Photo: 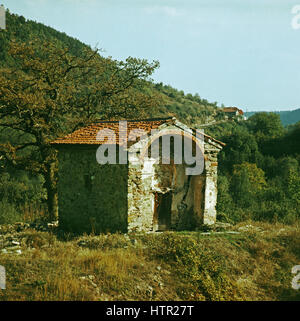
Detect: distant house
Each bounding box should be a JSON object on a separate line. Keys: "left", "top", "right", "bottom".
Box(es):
{"left": 51, "top": 117, "right": 225, "bottom": 234}
{"left": 223, "top": 107, "right": 246, "bottom": 120}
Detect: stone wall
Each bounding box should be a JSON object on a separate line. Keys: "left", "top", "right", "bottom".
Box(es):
{"left": 203, "top": 138, "right": 222, "bottom": 225}
{"left": 128, "top": 159, "right": 207, "bottom": 232}
{"left": 57, "top": 146, "right": 128, "bottom": 234}
{"left": 127, "top": 124, "right": 209, "bottom": 232}
{"left": 56, "top": 121, "right": 223, "bottom": 234}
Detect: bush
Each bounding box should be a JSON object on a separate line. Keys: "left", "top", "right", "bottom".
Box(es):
{"left": 142, "top": 233, "right": 242, "bottom": 300}
{"left": 0, "top": 199, "right": 22, "bottom": 224}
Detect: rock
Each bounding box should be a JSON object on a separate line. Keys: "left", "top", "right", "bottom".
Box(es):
{"left": 1, "top": 247, "right": 22, "bottom": 254}
{"left": 214, "top": 222, "right": 232, "bottom": 230}
{"left": 237, "top": 225, "right": 262, "bottom": 232}
{"left": 5, "top": 246, "right": 20, "bottom": 251}
{"left": 123, "top": 234, "right": 130, "bottom": 241}
{"left": 47, "top": 221, "right": 59, "bottom": 229}
{"left": 90, "top": 281, "right": 98, "bottom": 288}
{"left": 147, "top": 286, "right": 153, "bottom": 297}
{"left": 77, "top": 240, "right": 87, "bottom": 247}
{"left": 131, "top": 239, "right": 138, "bottom": 246}
{"left": 79, "top": 275, "right": 98, "bottom": 288}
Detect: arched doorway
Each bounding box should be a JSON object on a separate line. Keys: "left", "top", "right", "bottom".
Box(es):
{"left": 142, "top": 131, "right": 205, "bottom": 231}
{"left": 153, "top": 191, "right": 172, "bottom": 231}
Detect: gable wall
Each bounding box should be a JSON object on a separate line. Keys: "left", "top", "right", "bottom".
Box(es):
{"left": 127, "top": 124, "right": 210, "bottom": 232}
{"left": 57, "top": 146, "right": 128, "bottom": 234}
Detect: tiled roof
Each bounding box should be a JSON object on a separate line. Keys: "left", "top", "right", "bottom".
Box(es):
{"left": 223, "top": 107, "right": 244, "bottom": 115}
{"left": 51, "top": 117, "right": 225, "bottom": 147}
{"left": 51, "top": 117, "right": 174, "bottom": 146}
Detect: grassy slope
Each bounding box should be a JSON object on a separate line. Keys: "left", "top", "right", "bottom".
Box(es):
{"left": 0, "top": 221, "right": 299, "bottom": 301}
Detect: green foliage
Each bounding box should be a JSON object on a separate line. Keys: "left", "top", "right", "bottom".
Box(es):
{"left": 0, "top": 170, "right": 45, "bottom": 224}
{"left": 0, "top": 172, "right": 45, "bottom": 206}
{"left": 216, "top": 175, "right": 233, "bottom": 221}
{"left": 0, "top": 9, "right": 222, "bottom": 224}
{"left": 0, "top": 10, "right": 220, "bottom": 129}
{"left": 149, "top": 82, "right": 220, "bottom": 126}
{"left": 0, "top": 200, "right": 21, "bottom": 224}
{"left": 143, "top": 233, "right": 241, "bottom": 300}
{"left": 247, "top": 112, "right": 285, "bottom": 142}
{"left": 216, "top": 113, "right": 300, "bottom": 224}
{"left": 1, "top": 9, "right": 299, "bottom": 228}
{"left": 233, "top": 163, "right": 266, "bottom": 191}
{"left": 246, "top": 108, "right": 300, "bottom": 126}
{"left": 0, "top": 11, "right": 160, "bottom": 221}
{"left": 0, "top": 10, "right": 91, "bottom": 65}
{"left": 219, "top": 127, "right": 262, "bottom": 173}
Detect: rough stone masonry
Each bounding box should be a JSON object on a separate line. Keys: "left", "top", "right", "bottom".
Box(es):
{"left": 51, "top": 117, "right": 225, "bottom": 234}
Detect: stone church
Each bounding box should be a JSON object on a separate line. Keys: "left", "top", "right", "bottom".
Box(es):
{"left": 51, "top": 117, "right": 224, "bottom": 234}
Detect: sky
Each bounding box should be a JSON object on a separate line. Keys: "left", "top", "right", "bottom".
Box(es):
{"left": 2, "top": 0, "right": 300, "bottom": 111}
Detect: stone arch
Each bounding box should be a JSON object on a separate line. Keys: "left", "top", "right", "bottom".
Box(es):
{"left": 144, "top": 130, "right": 205, "bottom": 231}
{"left": 138, "top": 128, "right": 205, "bottom": 165}
{"left": 127, "top": 126, "right": 211, "bottom": 232}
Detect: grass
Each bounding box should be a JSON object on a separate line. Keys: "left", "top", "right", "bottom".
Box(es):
{"left": 0, "top": 221, "right": 299, "bottom": 301}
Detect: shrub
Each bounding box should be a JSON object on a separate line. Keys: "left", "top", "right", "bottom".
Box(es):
{"left": 0, "top": 199, "right": 22, "bottom": 224}
{"left": 142, "top": 233, "right": 242, "bottom": 300}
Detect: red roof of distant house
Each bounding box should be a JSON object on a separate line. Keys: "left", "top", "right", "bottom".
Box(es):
{"left": 223, "top": 107, "right": 244, "bottom": 115}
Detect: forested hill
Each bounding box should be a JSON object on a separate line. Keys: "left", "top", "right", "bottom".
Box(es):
{"left": 0, "top": 9, "right": 91, "bottom": 63}
{"left": 245, "top": 108, "right": 300, "bottom": 126}
{"left": 0, "top": 9, "right": 222, "bottom": 126}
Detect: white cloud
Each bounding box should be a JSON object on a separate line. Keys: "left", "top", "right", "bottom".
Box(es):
{"left": 144, "top": 5, "right": 184, "bottom": 17}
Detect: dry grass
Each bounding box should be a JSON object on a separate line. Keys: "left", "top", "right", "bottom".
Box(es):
{"left": 0, "top": 221, "right": 299, "bottom": 301}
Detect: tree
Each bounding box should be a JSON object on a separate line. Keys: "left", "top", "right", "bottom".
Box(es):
{"left": 247, "top": 112, "right": 285, "bottom": 142}
{"left": 230, "top": 162, "right": 266, "bottom": 207}
{"left": 0, "top": 39, "right": 160, "bottom": 220}
{"left": 218, "top": 127, "right": 262, "bottom": 173}
{"left": 216, "top": 175, "right": 234, "bottom": 221}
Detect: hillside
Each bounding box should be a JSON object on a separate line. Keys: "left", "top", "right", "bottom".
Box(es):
{"left": 245, "top": 108, "right": 300, "bottom": 126}
{"left": 0, "top": 8, "right": 300, "bottom": 303}
{"left": 0, "top": 9, "right": 221, "bottom": 126}
{"left": 0, "top": 221, "right": 299, "bottom": 301}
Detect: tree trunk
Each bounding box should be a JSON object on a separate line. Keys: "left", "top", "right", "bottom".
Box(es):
{"left": 44, "top": 162, "right": 58, "bottom": 221}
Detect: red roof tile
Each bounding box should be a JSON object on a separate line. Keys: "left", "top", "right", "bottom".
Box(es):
{"left": 51, "top": 117, "right": 225, "bottom": 147}
{"left": 51, "top": 118, "right": 173, "bottom": 146}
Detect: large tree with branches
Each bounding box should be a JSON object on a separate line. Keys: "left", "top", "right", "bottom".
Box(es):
{"left": 0, "top": 39, "right": 160, "bottom": 220}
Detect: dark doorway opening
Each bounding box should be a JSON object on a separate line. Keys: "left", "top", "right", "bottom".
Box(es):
{"left": 154, "top": 192, "right": 172, "bottom": 231}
